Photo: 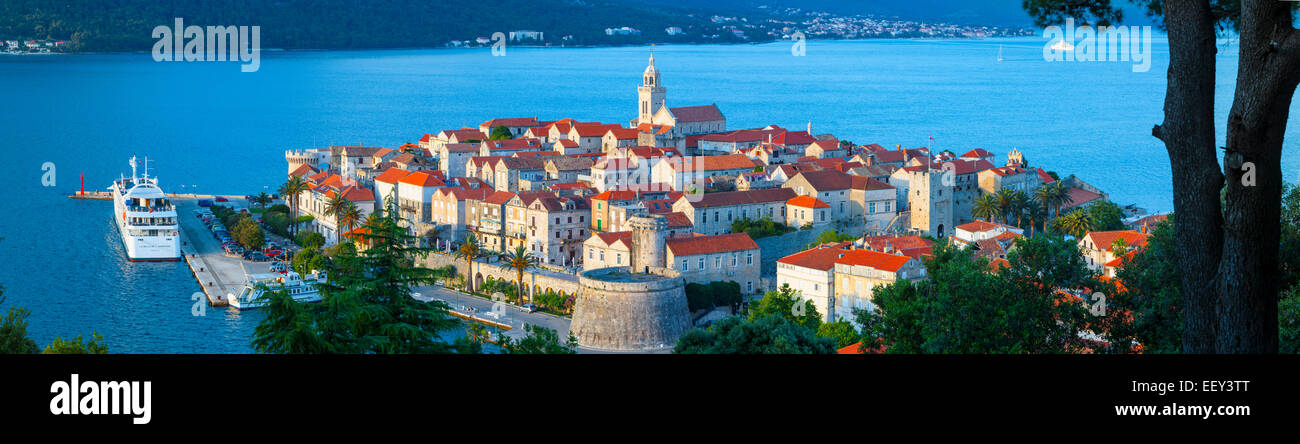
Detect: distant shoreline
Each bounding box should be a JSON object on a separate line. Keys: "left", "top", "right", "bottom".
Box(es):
{"left": 2, "top": 35, "right": 1043, "bottom": 57}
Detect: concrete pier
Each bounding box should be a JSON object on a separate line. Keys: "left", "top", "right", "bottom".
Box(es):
{"left": 175, "top": 200, "right": 272, "bottom": 306}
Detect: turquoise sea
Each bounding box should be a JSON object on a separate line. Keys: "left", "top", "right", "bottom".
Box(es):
{"left": 1, "top": 37, "right": 1295, "bottom": 352}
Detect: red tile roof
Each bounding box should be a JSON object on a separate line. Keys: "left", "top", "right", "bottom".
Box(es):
{"left": 835, "top": 249, "right": 912, "bottom": 273}
{"left": 955, "top": 220, "right": 1019, "bottom": 233}
{"left": 668, "top": 104, "right": 725, "bottom": 122}
{"left": 606, "top": 128, "right": 641, "bottom": 139}
{"left": 777, "top": 246, "right": 848, "bottom": 271}
{"left": 480, "top": 117, "right": 539, "bottom": 128}
{"left": 289, "top": 164, "right": 319, "bottom": 178}
{"left": 1084, "top": 230, "right": 1151, "bottom": 252}
{"left": 398, "top": 171, "right": 446, "bottom": 187}
{"left": 374, "top": 168, "right": 412, "bottom": 184}
{"left": 786, "top": 195, "right": 830, "bottom": 209}
{"left": 684, "top": 188, "right": 797, "bottom": 209}
{"left": 666, "top": 233, "right": 758, "bottom": 256}
{"left": 962, "top": 148, "right": 994, "bottom": 158}
{"left": 663, "top": 154, "right": 759, "bottom": 172}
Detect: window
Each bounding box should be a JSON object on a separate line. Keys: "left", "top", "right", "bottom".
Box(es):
{"left": 746, "top": 252, "right": 753, "bottom": 265}
{"left": 869, "top": 202, "right": 876, "bottom": 213}
{"left": 617, "top": 253, "right": 622, "bottom": 264}
{"left": 599, "top": 251, "right": 604, "bottom": 261}
{"left": 699, "top": 257, "right": 705, "bottom": 269}
{"left": 731, "top": 254, "right": 737, "bottom": 267}
{"left": 589, "top": 249, "right": 594, "bottom": 259}
{"left": 681, "top": 260, "right": 689, "bottom": 271}
{"left": 715, "top": 256, "right": 721, "bottom": 268}
{"left": 746, "top": 281, "right": 753, "bottom": 292}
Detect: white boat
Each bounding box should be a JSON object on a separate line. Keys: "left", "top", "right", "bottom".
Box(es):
{"left": 110, "top": 156, "right": 180, "bottom": 261}
{"left": 230, "top": 271, "right": 326, "bottom": 309}
{"left": 997, "top": 44, "right": 1004, "bottom": 62}
{"left": 1050, "top": 39, "right": 1075, "bottom": 51}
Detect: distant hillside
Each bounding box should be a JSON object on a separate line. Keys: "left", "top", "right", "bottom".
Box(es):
{"left": 0, "top": 0, "right": 760, "bottom": 52}
{"left": 672, "top": 0, "right": 1158, "bottom": 27}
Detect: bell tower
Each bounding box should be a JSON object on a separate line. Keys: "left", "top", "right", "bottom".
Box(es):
{"left": 637, "top": 50, "right": 666, "bottom": 125}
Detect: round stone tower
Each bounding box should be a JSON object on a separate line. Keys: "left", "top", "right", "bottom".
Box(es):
{"left": 627, "top": 214, "right": 669, "bottom": 274}
{"left": 570, "top": 267, "right": 691, "bottom": 351}
{"left": 570, "top": 213, "right": 691, "bottom": 352}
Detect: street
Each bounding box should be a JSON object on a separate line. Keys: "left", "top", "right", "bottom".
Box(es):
{"left": 411, "top": 284, "right": 572, "bottom": 342}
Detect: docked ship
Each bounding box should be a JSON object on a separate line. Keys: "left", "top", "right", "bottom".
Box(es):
{"left": 230, "top": 271, "right": 325, "bottom": 310}
{"left": 110, "top": 156, "right": 181, "bottom": 261}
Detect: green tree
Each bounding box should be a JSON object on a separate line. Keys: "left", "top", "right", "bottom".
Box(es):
{"left": 42, "top": 331, "right": 110, "bottom": 354}
{"left": 1085, "top": 200, "right": 1126, "bottom": 232}
{"left": 973, "top": 193, "right": 1000, "bottom": 222}
{"left": 457, "top": 234, "right": 484, "bottom": 294}
{"left": 1051, "top": 210, "right": 1093, "bottom": 239}
{"left": 497, "top": 324, "right": 578, "bottom": 354}
{"left": 1023, "top": 0, "right": 1300, "bottom": 353}
{"left": 234, "top": 216, "right": 264, "bottom": 250}
{"left": 489, "top": 125, "right": 512, "bottom": 140}
{"left": 279, "top": 175, "right": 310, "bottom": 237}
{"left": 864, "top": 240, "right": 1092, "bottom": 353}
{"left": 296, "top": 230, "right": 326, "bottom": 249}
{"left": 748, "top": 284, "right": 821, "bottom": 331}
{"left": 815, "top": 320, "right": 859, "bottom": 348}
{"left": 807, "top": 229, "right": 856, "bottom": 249}
{"left": 252, "top": 194, "right": 465, "bottom": 354}
{"left": 1281, "top": 285, "right": 1300, "bottom": 354}
{"left": 0, "top": 293, "right": 39, "bottom": 354}
{"left": 674, "top": 314, "right": 837, "bottom": 354}
{"left": 502, "top": 245, "right": 539, "bottom": 305}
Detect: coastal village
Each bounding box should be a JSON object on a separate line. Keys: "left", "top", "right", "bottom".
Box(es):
{"left": 274, "top": 53, "right": 1163, "bottom": 351}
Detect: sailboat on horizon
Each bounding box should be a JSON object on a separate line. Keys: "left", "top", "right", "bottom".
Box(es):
{"left": 997, "top": 44, "right": 1004, "bottom": 62}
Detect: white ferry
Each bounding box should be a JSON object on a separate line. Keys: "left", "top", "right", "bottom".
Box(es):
{"left": 230, "top": 271, "right": 326, "bottom": 310}
{"left": 110, "top": 156, "right": 181, "bottom": 261}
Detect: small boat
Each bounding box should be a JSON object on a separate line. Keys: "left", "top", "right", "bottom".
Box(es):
{"left": 230, "top": 271, "right": 326, "bottom": 309}
{"left": 1050, "top": 39, "right": 1075, "bottom": 51}
{"left": 997, "top": 45, "right": 1004, "bottom": 62}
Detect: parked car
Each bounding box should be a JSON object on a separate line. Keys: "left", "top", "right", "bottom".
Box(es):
{"left": 214, "top": 197, "right": 228, "bottom": 202}
{"left": 249, "top": 253, "right": 269, "bottom": 262}
{"left": 197, "top": 199, "right": 213, "bottom": 207}
{"left": 520, "top": 304, "right": 538, "bottom": 313}
{"left": 269, "top": 262, "right": 287, "bottom": 272}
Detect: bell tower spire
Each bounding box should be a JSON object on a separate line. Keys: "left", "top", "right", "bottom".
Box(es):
{"left": 637, "top": 45, "right": 666, "bottom": 126}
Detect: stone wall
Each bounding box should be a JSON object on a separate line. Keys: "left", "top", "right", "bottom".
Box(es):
{"left": 569, "top": 267, "right": 692, "bottom": 351}
{"left": 420, "top": 252, "right": 581, "bottom": 297}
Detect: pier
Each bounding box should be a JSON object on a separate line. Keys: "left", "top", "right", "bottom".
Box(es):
{"left": 174, "top": 200, "right": 273, "bottom": 307}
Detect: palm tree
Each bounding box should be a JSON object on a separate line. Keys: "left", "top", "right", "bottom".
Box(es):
{"left": 502, "top": 245, "right": 539, "bottom": 305}
{"left": 973, "top": 193, "right": 999, "bottom": 222}
{"left": 279, "top": 175, "right": 310, "bottom": 237}
{"left": 339, "top": 202, "right": 362, "bottom": 236}
{"left": 1025, "top": 198, "right": 1049, "bottom": 237}
{"left": 1052, "top": 210, "right": 1093, "bottom": 239}
{"left": 324, "top": 190, "right": 350, "bottom": 241}
{"left": 1037, "top": 181, "right": 1074, "bottom": 219}
{"left": 456, "top": 234, "right": 483, "bottom": 294}
{"left": 1010, "top": 190, "right": 1030, "bottom": 228}
{"left": 251, "top": 192, "right": 273, "bottom": 212}
{"left": 993, "top": 188, "right": 1016, "bottom": 225}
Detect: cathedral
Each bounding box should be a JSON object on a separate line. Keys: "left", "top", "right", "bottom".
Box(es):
{"left": 629, "top": 52, "right": 727, "bottom": 153}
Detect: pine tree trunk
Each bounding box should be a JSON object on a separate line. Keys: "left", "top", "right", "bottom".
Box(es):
{"left": 1153, "top": 0, "right": 1222, "bottom": 353}
{"left": 1216, "top": 0, "right": 1299, "bottom": 353}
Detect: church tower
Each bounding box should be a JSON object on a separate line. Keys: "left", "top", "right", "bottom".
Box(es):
{"left": 637, "top": 52, "right": 666, "bottom": 125}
